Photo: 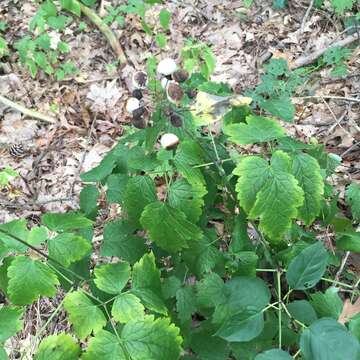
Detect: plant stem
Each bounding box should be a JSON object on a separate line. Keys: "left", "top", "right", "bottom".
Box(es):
{"left": 0, "top": 95, "right": 56, "bottom": 123}
{"left": 277, "top": 270, "right": 282, "bottom": 349}
{"left": 79, "top": 3, "right": 127, "bottom": 64}
{"left": 321, "top": 276, "right": 354, "bottom": 289}
{"left": 256, "top": 268, "right": 278, "bottom": 272}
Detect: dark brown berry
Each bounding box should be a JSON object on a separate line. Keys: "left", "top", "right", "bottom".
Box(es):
{"left": 132, "top": 89, "right": 143, "bottom": 100}
{"left": 132, "top": 106, "right": 145, "bottom": 118}
{"left": 132, "top": 71, "right": 148, "bottom": 88}
{"left": 187, "top": 89, "right": 197, "bottom": 99}
{"left": 173, "top": 69, "right": 189, "bottom": 83}
{"left": 132, "top": 116, "right": 147, "bottom": 129}
{"left": 170, "top": 113, "right": 183, "bottom": 127}
{"left": 167, "top": 82, "right": 184, "bottom": 103}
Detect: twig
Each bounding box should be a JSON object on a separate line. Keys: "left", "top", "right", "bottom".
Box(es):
{"left": 335, "top": 251, "right": 351, "bottom": 281}
{"left": 296, "top": 95, "right": 360, "bottom": 103}
{"left": 300, "top": 0, "right": 314, "bottom": 34}
{"left": 0, "top": 95, "right": 56, "bottom": 124}
{"left": 341, "top": 141, "right": 360, "bottom": 157}
{"left": 291, "top": 33, "right": 359, "bottom": 69}
{"left": 78, "top": 2, "right": 127, "bottom": 64}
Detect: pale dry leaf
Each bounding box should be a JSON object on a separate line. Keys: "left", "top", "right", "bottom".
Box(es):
{"left": 338, "top": 297, "right": 360, "bottom": 324}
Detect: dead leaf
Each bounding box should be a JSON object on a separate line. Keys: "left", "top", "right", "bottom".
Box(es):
{"left": 338, "top": 297, "right": 360, "bottom": 324}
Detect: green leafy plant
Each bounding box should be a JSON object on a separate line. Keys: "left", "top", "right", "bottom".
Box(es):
{"left": 0, "top": 167, "right": 19, "bottom": 187}
{"left": 0, "top": 22, "right": 8, "bottom": 58}
{"left": 1, "top": 51, "right": 359, "bottom": 360}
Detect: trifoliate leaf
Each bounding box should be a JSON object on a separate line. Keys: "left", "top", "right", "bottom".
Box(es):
{"left": 141, "top": 202, "right": 203, "bottom": 253}
{"left": 173, "top": 140, "right": 205, "bottom": 185}
{"left": 168, "top": 179, "right": 207, "bottom": 223}
{"left": 132, "top": 253, "right": 167, "bottom": 315}
{"left": 123, "top": 176, "right": 157, "bottom": 227}
{"left": 7, "top": 256, "right": 59, "bottom": 305}
{"left": 255, "top": 349, "right": 293, "bottom": 360}
{"left": 94, "top": 262, "right": 130, "bottom": 294}
{"left": 286, "top": 242, "right": 328, "bottom": 290}
{"left": 346, "top": 182, "right": 360, "bottom": 221}
{"left": 82, "top": 330, "right": 126, "bottom": 360}
{"left": 121, "top": 315, "right": 182, "bottom": 360}
{"left": 101, "top": 220, "right": 147, "bottom": 264}
{"left": 42, "top": 212, "right": 93, "bottom": 232}
{"left": 48, "top": 233, "right": 91, "bottom": 267}
{"left": 292, "top": 153, "right": 324, "bottom": 225}
{"left": 176, "top": 286, "right": 196, "bottom": 323}
{"left": 63, "top": 291, "right": 106, "bottom": 339}
{"left": 300, "top": 318, "right": 360, "bottom": 360}
{"left": 224, "top": 115, "right": 285, "bottom": 145}
{"left": 0, "top": 307, "right": 23, "bottom": 342}
{"left": 196, "top": 272, "right": 226, "bottom": 308}
{"left": 111, "top": 293, "right": 144, "bottom": 323}
{"left": 234, "top": 151, "right": 304, "bottom": 240}
{"left": 34, "top": 333, "right": 80, "bottom": 360}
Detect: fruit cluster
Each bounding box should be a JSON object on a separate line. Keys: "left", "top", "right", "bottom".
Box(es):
{"left": 125, "top": 58, "right": 192, "bottom": 149}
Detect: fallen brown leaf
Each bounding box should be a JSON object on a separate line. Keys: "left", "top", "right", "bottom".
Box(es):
{"left": 338, "top": 297, "right": 360, "bottom": 324}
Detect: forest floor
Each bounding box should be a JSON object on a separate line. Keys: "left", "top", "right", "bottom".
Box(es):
{"left": 0, "top": 0, "right": 359, "bottom": 358}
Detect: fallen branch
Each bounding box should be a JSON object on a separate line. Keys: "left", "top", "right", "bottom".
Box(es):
{"left": 291, "top": 33, "right": 359, "bottom": 69}
{"left": 297, "top": 95, "right": 360, "bottom": 103}
{"left": 0, "top": 95, "right": 56, "bottom": 124}
{"left": 79, "top": 3, "right": 127, "bottom": 64}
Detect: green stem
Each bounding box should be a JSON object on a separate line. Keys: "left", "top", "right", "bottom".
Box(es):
{"left": 0, "top": 95, "right": 56, "bottom": 123}
{"left": 256, "top": 268, "right": 278, "bottom": 272}
{"left": 321, "top": 277, "right": 354, "bottom": 289}
{"left": 277, "top": 271, "right": 282, "bottom": 349}
{"left": 79, "top": 3, "right": 127, "bottom": 64}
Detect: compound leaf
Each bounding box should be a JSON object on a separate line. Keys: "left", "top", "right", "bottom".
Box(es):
{"left": 141, "top": 202, "right": 203, "bottom": 253}
{"left": 111, "top": 293, "right": 144, "bottom": 323}
{"left": 7, "top": 256, "right": 59, "bottom": 305}
{"left": 94, "top": 262, "right": 130, "bottom": 294}
{"left": 64, "top": 291, "right": 106, "bottom": 339}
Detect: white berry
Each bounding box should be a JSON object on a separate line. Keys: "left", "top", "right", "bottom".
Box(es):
{"left": 160, "top": 133, "right": 179, "bottom": 149}
{"left": 157, "top": 58, "right": 177, "bottom": 76}
{"left": 126, "top": 97, "right": 140, "bottom": 114}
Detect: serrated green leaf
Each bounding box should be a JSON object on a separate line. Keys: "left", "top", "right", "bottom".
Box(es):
{"left": 7, "top": 256, "right": 59, "bottom": 305}
{"left": 235, "top": 251, "right": 258, "bottom": 277}
{"left": 123, "top": 176, "right": 157, "bottom": 227}
{"left": 176, "top": 286, "right": 196, "bottom": 323}
{"left": 300, "top": 318, "right": 360, "bottom": 360}
{"left": 173, "top": 140, "right": 205, "bottom": 185}
{"left": 42, "top": 212, "right": 93, "bottom": 232}
{"left": 234, "top": 151, "right": 304, "bottom": 240}
{"left": 287, "top": 300, "right": 317, "bottom": 326}
{"left": 159, "top": 8, "right": 171, "bottom": 29}
{"left": 27, "top": 226, "right": 48, "bottom": 246}
{"left": 155, "top": 33, "right": 167, "bottom": 49}
{"left": 255, "top": 349, "right": 293, "bottom": 360}
{"left": 292, "top": 153, "right": 324, "bottom": 225}
{"left": 286, "top": 241, "right": 328, "bottom": 290}
{"left": 34, "top": 333, "right": 80, "bottom": 360}
{"left": 82, "top": 330, "right": 126, "bottom": 360}
{"left": 111, "top": 293, "right": 144, "bottom": 323}
{"left": 310, "top": 287, "right": 343, "bottom": 319}
{"left": 64, "top": 291, "right": 106, "bottom": 339}
{"left": 0, "top": 307, "right": 23, "bottom": 342}
{"left": 101, "top": 220, "right": 146, "bottom": 264}
{"left": 105, "top": 174, "right": 129, "bottom": 204}
{"left": 162, "top": 276, "right": 182, "bottom": 299}
{"left": 168, "top": 179, "right": 207, "bottom": 223}
{"left": 0, "top": 219, "right": 29, "bottom": 253}
{"left": 94, "top": 262, "right": 130, "bottom": 294}
{"left": 80, "top": 185, "right": 99, "bottom": 217}
{"left": 48, "top": 233, "right": 91, "bottom": 267}
{"left": 260, "top": 96, "right": 295, "bottom": 122}
{"left": 131, "top": 288, "right": 168, "bottom": 315}
{"left": 346, "top": 182, "right": 360, "bottom": 221}
{"left": 224, "top": 115, "right": 285, "bottom": 145}
{"left": 121, "top": 315, "right": 182, "bottom": 360}
{"left": 330, "top": 0, "right": 356, "bottom": 14}
{"left": 141, "top": 202, "right": 203, "bottom": 253}
{"left": 196, "top": 272, "right": 226, "bottom": 308}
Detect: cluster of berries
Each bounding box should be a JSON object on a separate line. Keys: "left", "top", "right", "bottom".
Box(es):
{"left": 125, "top": 58, "right": 190, "bottom": 146}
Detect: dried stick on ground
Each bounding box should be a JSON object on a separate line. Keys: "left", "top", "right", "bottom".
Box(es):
{"left": 79, "top": 3, "right": 127, "bottom": 64}
{"left": 291, "top": 33, "right": 359, "bottom": 69}
{"left": 0, "top": 95, "right": 56, "bottom": 124}
{"left": 300, "top": 0, "right": 315, "bottom": 34}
